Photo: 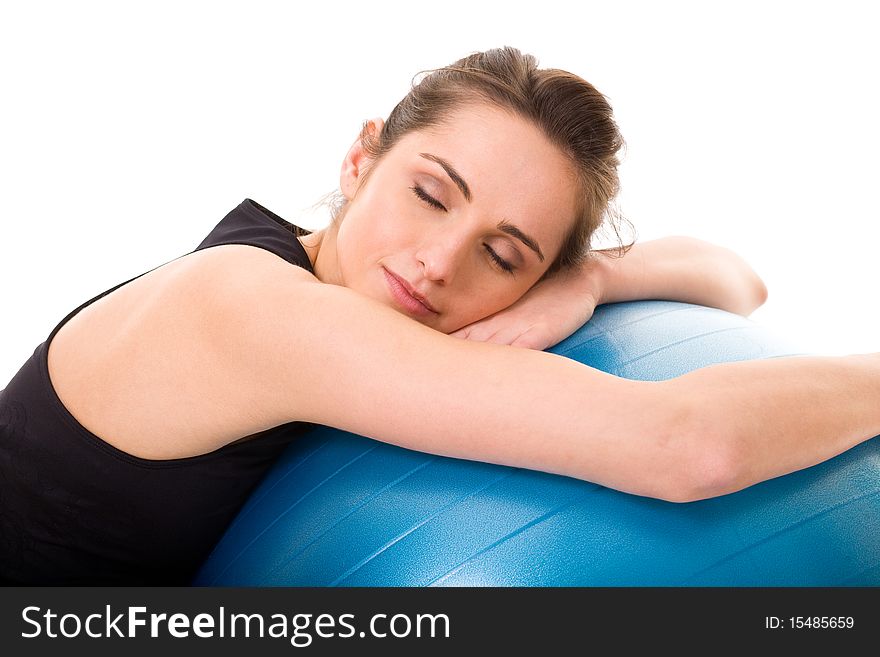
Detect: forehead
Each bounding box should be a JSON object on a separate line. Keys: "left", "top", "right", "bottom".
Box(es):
{"left": 388, "top": 104, "right": 579, "bottom": 255}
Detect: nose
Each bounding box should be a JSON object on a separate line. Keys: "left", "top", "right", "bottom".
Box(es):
{"left": 415, "top": 231, "right": 468, "bottom": 285}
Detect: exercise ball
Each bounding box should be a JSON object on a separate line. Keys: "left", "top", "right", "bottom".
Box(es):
{"left": 194, "top": 300, "right": 880, "bottom": 586}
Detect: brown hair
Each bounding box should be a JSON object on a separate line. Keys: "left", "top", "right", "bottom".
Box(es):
{"left": 331, "top": 46, "right": 635, "bottom": 276}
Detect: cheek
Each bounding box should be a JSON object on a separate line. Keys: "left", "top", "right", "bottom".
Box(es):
{"left": 449, "top": 283, "right": 530, "bottom": 329}
{"left": 340, "top": 197, "right": 412, "bottom": 258}
{"left": 336, "top": 211, "right": 381, "bottom": 263}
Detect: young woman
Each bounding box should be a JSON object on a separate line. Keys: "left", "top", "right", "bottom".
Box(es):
{"left": 1, "top": 47, "right": 878, "bottom": 584}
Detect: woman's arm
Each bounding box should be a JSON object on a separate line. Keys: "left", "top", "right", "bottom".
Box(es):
{"left": 451, "top": 236, "right": 768, "bottom": 350}
{"left": 209, "top": 247, "right": 879, "bottom": 503}
{"left": 591, "top": 236, "right": 768, "bottom": 316}
{"left": 666, "top": 353, "right": 880, "bottom": 499}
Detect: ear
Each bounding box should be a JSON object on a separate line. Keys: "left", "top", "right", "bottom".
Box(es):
{"left": 339, "top": 117, "right": 386, "bottom": 200}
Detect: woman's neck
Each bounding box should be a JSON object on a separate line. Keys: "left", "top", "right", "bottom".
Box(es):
{"left": 298, "top": 225, "right": 343, "bottom": 286}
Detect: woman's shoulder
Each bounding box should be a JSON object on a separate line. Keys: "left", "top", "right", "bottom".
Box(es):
{"left": 47, "top": 244, "right": 319, "bottom": 460}
{"left": 79, "top": 243, "right": 320, "bottom": 346}
{"left": 181, "top": 243, "right": 320, "bottom": 324}
{"left": 185, "top": 243, "right": 318, "bottom": 286}
{"left": 136, "top": 243, "right": 320, "bottom": 317}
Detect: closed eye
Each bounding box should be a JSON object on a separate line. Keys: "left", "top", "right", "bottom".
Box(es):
{"left": 410, "top": 185, "right": 447, "bottom": 212}
{"left": 484, "top": 244, "right": 516, "bottom": 274}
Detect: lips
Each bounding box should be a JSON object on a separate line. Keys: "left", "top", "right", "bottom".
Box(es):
{"left": 382, "top": 267, "right": 438, "bottom": 316}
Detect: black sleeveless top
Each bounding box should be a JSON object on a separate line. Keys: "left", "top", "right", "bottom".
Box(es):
{"left": 0, "top": 199, "right": 316, "bottom": 585}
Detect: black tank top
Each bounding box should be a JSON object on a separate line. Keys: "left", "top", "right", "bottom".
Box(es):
{"left": 0, "top": 199, "right": 316, "bottom": 584}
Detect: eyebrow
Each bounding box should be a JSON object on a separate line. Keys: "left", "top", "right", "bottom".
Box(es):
{"left": 497, "top": 220, "right": 545, "bottom": 262}
{"left": 419, "top": 152, "right": 472, "bottom": 201}
{"left": 418, "top": 152, "right": 545, "bottom": 262}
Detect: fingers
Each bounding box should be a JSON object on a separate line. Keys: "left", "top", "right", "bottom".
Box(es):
{"left": 449, "top": 294, "right": 596, "bottom": 350}
{"left": 451, "top": 318, "right": 548, "bottom": 350}
{"left": 448, "top": 319, "right": 500, "bottom": 343}
{"left": 509, "top": 328, "right": 551, "bottom": 351}
{"left": 484, "top": 324, "right": 538, "bottom": 347}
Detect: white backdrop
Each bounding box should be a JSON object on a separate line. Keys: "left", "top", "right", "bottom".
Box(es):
{"left": 2, "top": 0, "right": 878, "bottom": 381}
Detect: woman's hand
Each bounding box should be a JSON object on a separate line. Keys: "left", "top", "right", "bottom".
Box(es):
{"left": 449, "top": 265, "right": 602, "bottom": 350}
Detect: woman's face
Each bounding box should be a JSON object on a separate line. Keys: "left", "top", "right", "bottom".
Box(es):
{"left": 329, "top": 103, "right": 579, "bottom": 334}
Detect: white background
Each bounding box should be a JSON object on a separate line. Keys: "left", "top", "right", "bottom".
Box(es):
{"left": 1, "top": 0, "right": 878, "bottom": 382}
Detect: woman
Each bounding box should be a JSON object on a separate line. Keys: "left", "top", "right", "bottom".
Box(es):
{"left": 1, "top": 47, "right": 877, "bottom": 584}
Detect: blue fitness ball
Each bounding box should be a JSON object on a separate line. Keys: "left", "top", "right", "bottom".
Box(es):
{"left": 194, "top": 300, "right": 880, "bottom": 586}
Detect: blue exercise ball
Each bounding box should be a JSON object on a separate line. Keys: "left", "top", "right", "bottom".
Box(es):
{"left": 194, "top": 300, "right": 880, "bottom": 586}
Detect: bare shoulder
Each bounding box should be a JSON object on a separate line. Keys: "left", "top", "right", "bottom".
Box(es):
{"left": 47, "top": 244, "right": 318, "bottom": 460}
{"left": 197, "top": 243, "right": 317, "bottom": 279}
